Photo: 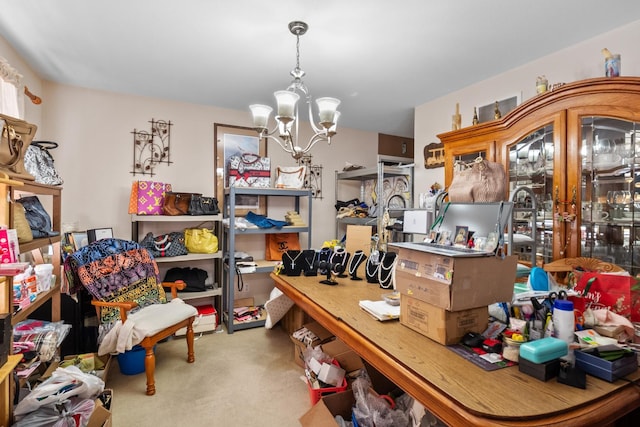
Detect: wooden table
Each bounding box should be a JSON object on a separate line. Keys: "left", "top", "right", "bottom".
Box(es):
{"left": 272, "top": 273, "right": 640, "bottom": 426}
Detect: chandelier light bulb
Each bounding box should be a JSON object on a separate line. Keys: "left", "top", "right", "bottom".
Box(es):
{"left": 316, "top": 97, "right": 341, "bottom": 128}
{"left": 249, "top": 104, "right": 273, "bottom": 132}
{"left": 274, "top": 90, "right": 300, "bottom": 123}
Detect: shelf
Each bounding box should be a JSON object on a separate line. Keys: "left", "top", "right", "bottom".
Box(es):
{"left": 167, "top": 287, "right": 223, "bottom": 301}
{"left": 336, "top": 217, "right": 378, "bottom": 226}
{"left": 0, "top": 354, "right": 21, "bottom": 383}
{"left": 154, "top": 252, "right": 222, "bottom": 263}
{"left": 336, "top": 165, "right": 412, "bottom": 181}
{"left": 225, "top": 187, "right": 311, "bottom": 197}
{"left": 19, "top": 235, "right": 62, "bottom": 253}
{"left": 224, "top": 225, "right": 309, "bottom": 235}
{"left": 131, "top": 214, "right": 222, "bottom": 222}
{"left": 12, "top": 283, "right": 60, "bottom": 325}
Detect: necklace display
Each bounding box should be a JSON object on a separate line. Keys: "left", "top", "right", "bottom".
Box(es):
{"left": 317, "top": 248, "right": 332, "bottom": 275}
{"left": 302, "top": 249, "right": 317, "bottom": 276}
{"left": 282, "top": 250, "right": 303, "bottom": 276}
{"left": 365, "top": 251, "right": 385, "bottom": 283}
{"left": 378, "top": 252, "right": 397, "bottom": 289}
{"left": 348, "top": 250, "right": 367, "bottom": 280}
{"left": 330, "top": 248, "right": 350, "bottom": 278}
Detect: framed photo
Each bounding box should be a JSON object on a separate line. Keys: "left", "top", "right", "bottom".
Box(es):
{"left": 426, "top": 230, "right": 439, "bottom": 243}
{"left": 71, "top": 232, "right": 89, "bottom": 251}
{"left": 486, "top": 232, "right": 499, "bottom": 252}
{"left": 474, "top": 236, "right": 487, "bottom": 251}
{"left": 214, "top": 123, "right": 268, "bottom": 215}
{"left": 453, "top": 226, "right": 469, "bottom": 246}
{"left": 87, "top": 227, "right": 113, "bottom": 243}
{"left": 437, "top": 230, "right": 451, "bottom": 245}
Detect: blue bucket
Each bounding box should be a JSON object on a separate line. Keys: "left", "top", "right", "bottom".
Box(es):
{"left": 117, "top": 345, "right": 151, "bottom": 375}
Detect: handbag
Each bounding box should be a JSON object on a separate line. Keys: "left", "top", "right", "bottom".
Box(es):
{"left": 163, "top": 267, "right": 208, "bottom": 292}
{"left": 265, "top": 233, "right": 301, "bottom": 261}
{"left": 184, "top": 228, "right": 219, "bottom": 254}
{"left": 448, "top": 158, "right": 506, "bottom": 202}
{"left": 162, "top": 192, "right": 196, "bottom": 216}
{"left": 275, "top": 165, "right": 306, "bottom": 189}
{"left": 128, "top": 181, "right": 172, "bottom": 215}
{"left": 13, "top": 202, "right": 33, "bottom": 243}
{"left": 188, "top": 195, "right": 220, "bottom": 215}
{"left": 227, "top": 153, "right": 271, "bottom": 188}
{"left": 0, "top": 113, "right": 37, "bottom": 181}
{"left": 16, "top": 195, "right": 59, "bottom": 238}
{"left": 140, "top": 231, "right": 188, "bottom": 257}
{"left": 24, "top": 141, "right": 64, "bottom": 185}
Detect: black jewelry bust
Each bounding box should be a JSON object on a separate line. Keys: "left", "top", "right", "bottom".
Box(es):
{"left": 348, "top": 250, "right": 367, "bottom": 280}
{"left": 365, "top": 251, "right": 384, "bottom": 283}
{"left": 301, "top": 249, "right": 318, "bottom": 276}
{"left": 281, "top": 250, "right": 304, "bottom": 276}
{"left": 330, "top": 248, "right": 350, "bottom": 278}
{"left": 378, "top": 252, "right": 397, "bottom": 289}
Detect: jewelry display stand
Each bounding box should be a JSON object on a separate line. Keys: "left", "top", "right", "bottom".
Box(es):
{"left": 330, "top": 247, "right": 351, "bottom": 278}
{"left": 282, "top": 250, "right": 304, "bottom": 276}
{"left": 348, "top": 250, "right": 367, "bottom": 280}
{"left": 318, "top": 261, "right": 343, "bottom": 286}
{"left": 302, "top": 249, "right": 318, "bottom": 276}
{"left": 378, "top": 252, "right": 397, "bottom": 289}
{"left": 365, "top": 251, "right": 385, "bottom": 283}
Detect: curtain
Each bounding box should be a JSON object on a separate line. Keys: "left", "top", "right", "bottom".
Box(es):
{"left": 0, "top": 56, "right": 24, "bottom": 118}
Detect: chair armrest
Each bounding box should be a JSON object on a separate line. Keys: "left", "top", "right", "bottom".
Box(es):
{"left": 92, "top": 300, "right": 139, "bottom": 323}
{"left": 162, "top": 280, "right": 186, "bottom": 299}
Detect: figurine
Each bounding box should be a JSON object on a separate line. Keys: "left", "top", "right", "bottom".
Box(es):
{"left": 452, "top": 102, "right": 462, "bottom": 130}
{"left": 494, "top": 101, "right": 501, "bottom": 120}
{"left": 472, "top": 107, "right": 479, "bottom": 125}
{"left": 536, "top": 76, "right": 548, "bottom": 94}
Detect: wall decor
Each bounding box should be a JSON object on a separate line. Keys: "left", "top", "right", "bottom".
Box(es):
{"left": 424, "top": 142, "right": 445, "bottom": 169}
{"left": 213, "top": 123, "right": 267, "bottom": 215}
{"left": 297, "top": 154, "right": 323, "bottom": 199}
{"left": 131, "top": 118, "right": 172, "bottom": 176}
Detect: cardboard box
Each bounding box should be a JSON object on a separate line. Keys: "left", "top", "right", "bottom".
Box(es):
{"left": 400, "top": 294, "right": 488, "bottom": 345}
{"left": 176, "top": 304, "right": 217, "bottom": 335}
{"left": 300, "top": 389, "right": 355, "bottom": 427}
{"left": 87, "top": 395, "right": 112, "bottom": 427}
{"left": 321, "top": 338, "right": 363, "bottom": 374}
{"left": 57, "top": 353, "right": 112, "bottom": 382}
{"left": 395, "top": 247, "right": 517, "bottom": 311}
{"left": 291, "top": 321, "right": 335, "bottom": 368}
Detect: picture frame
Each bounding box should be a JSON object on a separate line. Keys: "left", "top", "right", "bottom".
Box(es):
{"left": 437, "top": 230, "right": 451, "bottom": 245}
{"left": 71, "top": 232, "right": 89, "bottom": 251}
{"left": 423, "top": 142, "right": 445, "bottom": 169}
{"left": 477, "top": 95, "right": 520, "bottom": 123}
{"left": 213, "top": 123, "right": 268, "bottom": 216}
{"left": 87, "top": 227, "right": 113, "bottom": 243}
{"left": 453, "top": 226, "right": 469, "bottom": 246}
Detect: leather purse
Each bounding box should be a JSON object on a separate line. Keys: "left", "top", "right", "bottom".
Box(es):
{"left": 162, "top": 192, "right": 197, "bottom": 216}
{"left": 448, "top": 158, "right": 506, "bottom": 203}
{"left": 13, "top": 202, "right": 33, "bottom": 243}
{"left": 188, "top": 195, "right": 220, "bottom": 215}
{"left": 16, "top": 195, "right": 59, "bottom": 238}
{"left": 24, "top": 141, "right": 64, "bottom": 185}
{"left": 0, "top": 113, "right": 37, "bottom": 181}
{"left": 184, "top": 228, "right": 218, "bottom": 254}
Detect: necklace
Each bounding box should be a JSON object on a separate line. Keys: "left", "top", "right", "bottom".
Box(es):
{"left": 283, "top": 250, "right": 303, "bottom": 269}
{"left": 348, "top": 251, "right": 366, "bottom": 276}
{"left": 378, "top": 253, "right": 397, "bottom": 288}
{"left": 366, "top": 253, "right": 382, "bottom": 282}
{"left": 303, "top": 250, "right": 316, "bottom": 269}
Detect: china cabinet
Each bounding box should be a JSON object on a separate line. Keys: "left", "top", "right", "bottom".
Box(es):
{"left": 439, "top": 77, "right": 640, "bottom": 272}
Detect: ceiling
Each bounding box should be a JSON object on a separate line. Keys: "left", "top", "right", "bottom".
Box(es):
{"left": 1, "top": 1, "right": 640, "bottom": 138}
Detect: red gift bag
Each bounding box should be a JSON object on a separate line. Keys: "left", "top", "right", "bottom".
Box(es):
{"left": 572, "top": 272, "right": 640, "bottom": 321}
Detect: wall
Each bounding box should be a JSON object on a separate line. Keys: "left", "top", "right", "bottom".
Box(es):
{"left": 414, "top": 20, "right": 640, "bottom": 201}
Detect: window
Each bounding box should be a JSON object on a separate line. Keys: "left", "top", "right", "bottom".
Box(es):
{"left": 0, "top": 56, "right": 23, "bottom": 118}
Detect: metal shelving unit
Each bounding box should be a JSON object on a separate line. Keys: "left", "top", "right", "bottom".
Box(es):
{"left": 222, "top": 187, "right": 312, "bottom": 333}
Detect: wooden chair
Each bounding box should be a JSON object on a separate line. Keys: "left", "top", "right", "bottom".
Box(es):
{"left": 64, "top": 239, "right": 197, "bottom": 395}
{"left": 543, "top": 257, "right": 625, "bottom": 286}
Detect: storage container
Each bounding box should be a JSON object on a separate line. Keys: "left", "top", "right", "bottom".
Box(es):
{"left": 518, "top": 356, "right": 560, "bottom": 381}
{"left": 117, "top": 345, "right": 155, "bottom": 375}
{"left": 307, "top": 360, "right": 348, "bottom": 405}
{"left": 574, "top": 345, "right": 638, "bottom": 382}
{"left": 519, "top": 337, "right": 568, "bottom": 364}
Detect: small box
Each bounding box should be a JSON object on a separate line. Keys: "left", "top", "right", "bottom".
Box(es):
{"left": 574, "top": 345, "right": 638, "bottom": 382}
{"left": 518, "top": 356, "right": 560, "bottom": 381}
{"left": 519, "top": 337, "right": 568, "bottom": 364}
{"left": 321, "top": 338, "right": 364, "bottom": 373}
{"left": 291, "top": 321, "right": 335, "bottom": 368}
{"left": 318, "top": 361, "right": 346, "bottom": 387}
{"left": 176, "top": 304, "right": 217, "bottom": 336}
{"left": 400, "top": 294, "right": 488, "bottom": 345}
{"left": 395, "top": 247, "right": 517, "bottom": 311}
{"left": 306, "top": 360, "right": 348, "bottom": 405}
{"left": 0, "top": 228, "right": 19, "bottom": 264}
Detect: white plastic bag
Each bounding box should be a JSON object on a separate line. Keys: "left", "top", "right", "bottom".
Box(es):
{"left": 14, "top": 366, "right": 104, "bottom": 416}
{"left": 13, "top": 397, "right": 95, "bottom": 427}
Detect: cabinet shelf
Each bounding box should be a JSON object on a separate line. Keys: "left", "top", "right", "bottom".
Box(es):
{"left": 12, "top": 284, "right": 60, "bottom": 325}
{"left": 19, "top": 236, "right": 61, "bottom": 253}
{"left": 154, "top": 252, "right": 222, "bottom": 263}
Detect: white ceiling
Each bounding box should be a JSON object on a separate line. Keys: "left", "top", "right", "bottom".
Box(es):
{"left": 2, "top": 0, "right": 640, "bottom": 138}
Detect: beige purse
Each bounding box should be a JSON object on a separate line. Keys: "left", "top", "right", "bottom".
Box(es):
{"left": 0, "top": 113, "right": 37, "bottom": 181}
{"left": 13, "top": 202, "right": 33, "bottom": 243}
{"left": 275, "top": 166, "right": 306, "bottom": 189}
{"left": 448, "top": 158, "right": 506, "bottom": 202}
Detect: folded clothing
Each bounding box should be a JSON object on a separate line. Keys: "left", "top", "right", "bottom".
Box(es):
{"left": 245, "top": 211, "right": 288, "bottom": 229}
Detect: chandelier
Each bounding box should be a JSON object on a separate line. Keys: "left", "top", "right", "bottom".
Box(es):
{"left": 250, "top": 21, "right": 341, "bottom": 160}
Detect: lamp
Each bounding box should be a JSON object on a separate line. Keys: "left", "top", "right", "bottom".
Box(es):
{"left": 250, "top": 21, "right": 340, "bottom": 160}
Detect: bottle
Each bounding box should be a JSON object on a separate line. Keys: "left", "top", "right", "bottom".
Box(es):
{"left": 553, "top": 299, "right": 575, "bottom": 345}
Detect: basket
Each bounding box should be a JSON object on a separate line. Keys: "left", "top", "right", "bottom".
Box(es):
{"left": 117, "top": 345, "right": 155, "bottom": 375}
{"left": 307, "top": 360, "right": 348, "bottom": 405}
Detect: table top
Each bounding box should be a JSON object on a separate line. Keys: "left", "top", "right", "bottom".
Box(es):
{"left": 272, "top": 273, "right": 640, "bottom": 426}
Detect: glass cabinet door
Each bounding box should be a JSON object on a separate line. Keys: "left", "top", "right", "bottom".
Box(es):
{"left": 581, "top": 117, "right": 640, "bottom": 274}
{"left": 507, "top": 124, "right": 555, "bottom": 266}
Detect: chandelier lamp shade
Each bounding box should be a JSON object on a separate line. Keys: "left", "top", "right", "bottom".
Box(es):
{"left": 249, "top": 21, "right": 341, "bottom": 160}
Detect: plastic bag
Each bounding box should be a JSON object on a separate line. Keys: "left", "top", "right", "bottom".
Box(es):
{"left": 14, "top": 366, "right": 104, "bottom": 416}
{"left": 13, "top": 397, "right": 95, "bottom": 426}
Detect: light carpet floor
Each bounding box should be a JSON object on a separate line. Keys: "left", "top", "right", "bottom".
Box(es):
{"left": 106, "top": 325, "right": 311, "bottom": 426}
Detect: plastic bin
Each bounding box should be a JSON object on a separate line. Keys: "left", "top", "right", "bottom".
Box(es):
{"left": 117, "top": 345, "right": 154, "bottom": 375}
{"left": 307, "top": 360, "right": 348, "bottom": 405}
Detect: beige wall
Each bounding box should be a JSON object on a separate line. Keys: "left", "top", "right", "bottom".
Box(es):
{"left": 414, "top": 19, "right": 640, "bottom": 201}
